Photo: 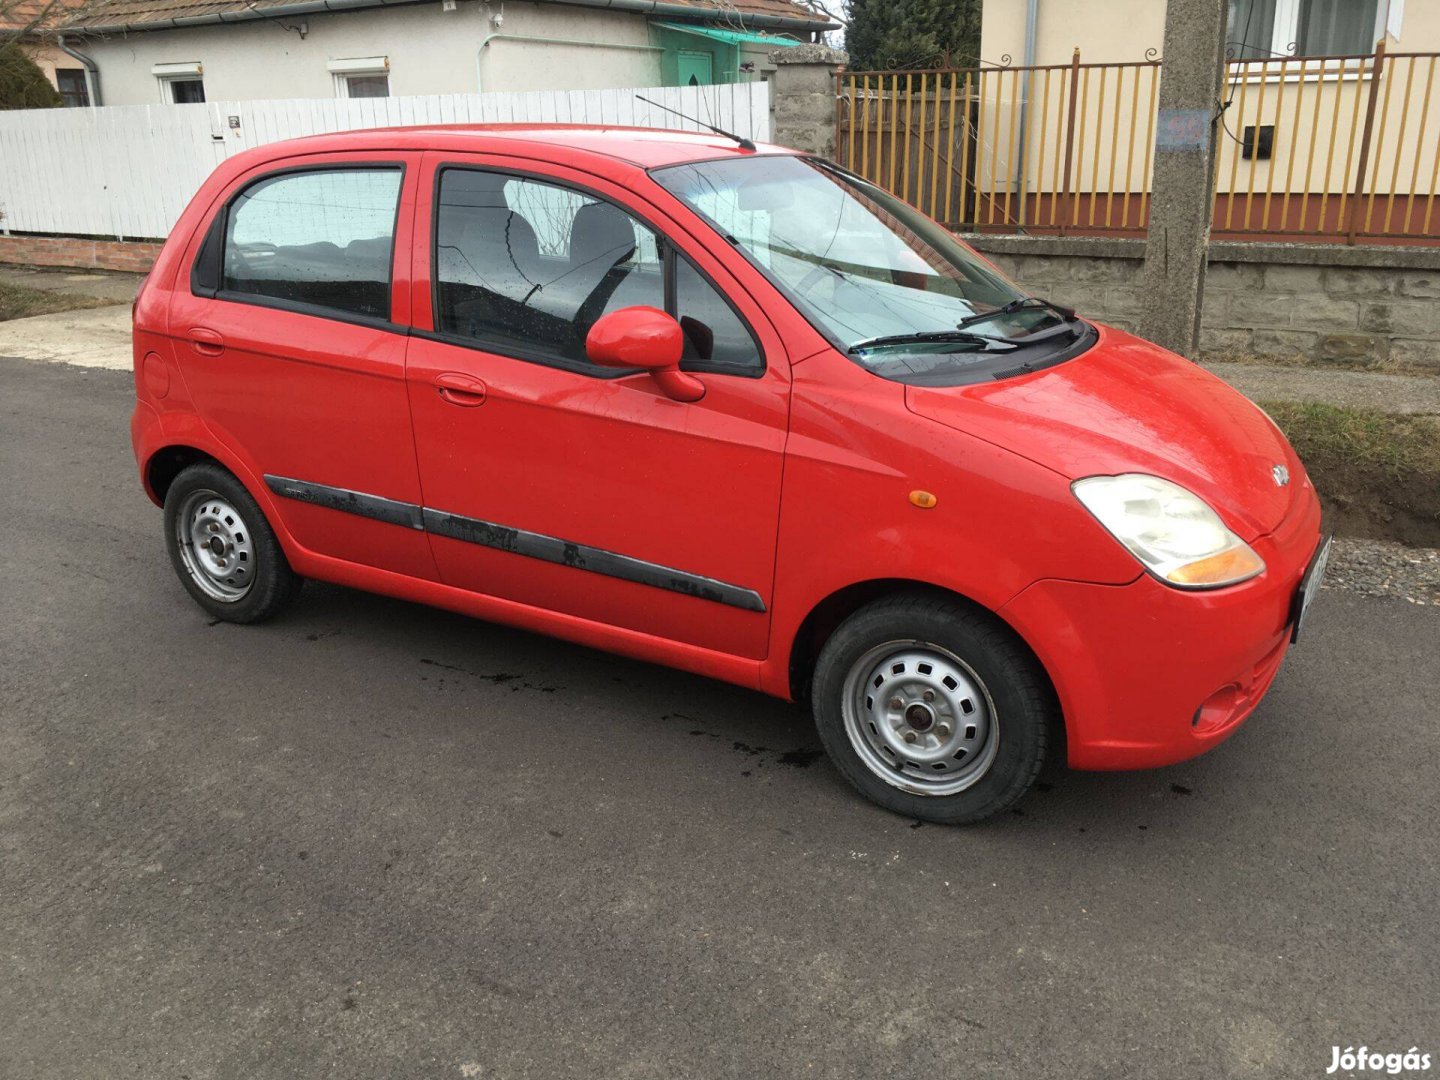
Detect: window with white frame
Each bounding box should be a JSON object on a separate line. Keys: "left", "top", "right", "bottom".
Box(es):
{"left": 153, "top": 62, "right": 206, "bottom": 103}
{"left": 328, "top": 57, "right": 390, "bottom": 98}
{"left": 1228, "top": 0, "right": 1387, "bottom": 60}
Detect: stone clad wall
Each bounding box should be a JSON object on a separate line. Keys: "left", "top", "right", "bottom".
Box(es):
{"left": 769, "top": 45, "right": 848, "bottom": 159}
{"left": 964, "top": 236, "right": 1440, "bottom": 370}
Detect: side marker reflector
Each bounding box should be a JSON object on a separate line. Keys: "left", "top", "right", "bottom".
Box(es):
{"left": 909, "top": 490, "right": 938, "bottom": 509}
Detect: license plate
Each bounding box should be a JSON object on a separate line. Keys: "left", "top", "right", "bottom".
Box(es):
{"left": 1291, "top": 535, "right": 1332, "bottom": 643}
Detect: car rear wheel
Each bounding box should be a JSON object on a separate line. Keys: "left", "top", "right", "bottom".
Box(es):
{"left": 812, "top": 592, "right": 1055, "bottom": 824}
{"left": 163, "top": 462, "right": 301, "bottom": 623}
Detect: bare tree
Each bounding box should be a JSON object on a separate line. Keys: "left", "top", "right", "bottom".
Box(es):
{"left": 1, "top": 0, "right": 87, "bottom": 48}
{"left": 699, "top": 0, "right": 845, "bottom": 47}
{"left": 796, "top": 0, "right": 846, "bottom": 30}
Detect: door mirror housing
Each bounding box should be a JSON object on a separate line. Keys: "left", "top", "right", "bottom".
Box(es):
{"left": 586, "top": 306, "right": 705, "bottom": 403}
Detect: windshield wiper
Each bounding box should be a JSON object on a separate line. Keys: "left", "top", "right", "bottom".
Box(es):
{"left": 956, "top": 296, "right": 1077, "bottom": 331}
{"left": 847, "top": 330, "right": 1017, "bottom": 354}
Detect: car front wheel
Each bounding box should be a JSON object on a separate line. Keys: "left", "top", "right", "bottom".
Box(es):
{"left": 812, "top": 592, "right": 1056, "bottom": 824}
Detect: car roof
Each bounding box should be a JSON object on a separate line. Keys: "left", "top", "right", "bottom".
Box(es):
{"left": 251, "top": 124, "right": 799, "bottom": 170}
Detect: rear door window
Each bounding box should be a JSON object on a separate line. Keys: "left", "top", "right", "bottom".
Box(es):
{"left": 221, "top": 168, "right": 402, "bottom": 321}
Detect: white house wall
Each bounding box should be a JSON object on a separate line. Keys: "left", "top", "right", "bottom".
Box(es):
{"left": 78, "top": 1, "right": 663, "bottom": 106}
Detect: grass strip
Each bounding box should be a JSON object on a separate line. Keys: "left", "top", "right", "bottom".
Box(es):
{"left": 0, "top": 281, "right": 118, "bottom": 322}
{"left": 1261, "top": 400, "right": 1440, "bottom": 547}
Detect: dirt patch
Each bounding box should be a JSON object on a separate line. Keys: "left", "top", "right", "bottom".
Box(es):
{"left": 1262, "top": 400, "right": 1440, "bottom": 547}
{"left": 0, "top": 281, "right": 118, "bottom": 323}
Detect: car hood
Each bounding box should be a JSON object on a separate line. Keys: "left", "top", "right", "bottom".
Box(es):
{"left": 905, "top": 327, "right": 1303, "bottom": 540}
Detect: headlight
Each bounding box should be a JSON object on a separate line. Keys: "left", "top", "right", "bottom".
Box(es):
{"left": 1072, "top": 474, "right": 1265, "bottom": 589}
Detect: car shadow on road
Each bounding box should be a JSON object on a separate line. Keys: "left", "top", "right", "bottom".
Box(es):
{"left": 283, "top": 579, "right": 821, "bottom": 749}
{"left": 239, "top": 578, "right": 1291, "bottom": 844}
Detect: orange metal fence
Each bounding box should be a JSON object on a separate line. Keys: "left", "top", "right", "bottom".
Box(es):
{"left": 834, "top": 47, "right": 1440, "bottom": 245}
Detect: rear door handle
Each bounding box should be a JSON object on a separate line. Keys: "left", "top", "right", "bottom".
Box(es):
{"left": 188, "top": 327, "right": 225, "bottom": 357}
{"left": 433, "top": 372, "right": 487, "bottom": 407}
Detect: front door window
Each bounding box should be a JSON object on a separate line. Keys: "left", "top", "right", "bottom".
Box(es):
{"left": 432, "top": 167, "right": 761, "bottom": 375}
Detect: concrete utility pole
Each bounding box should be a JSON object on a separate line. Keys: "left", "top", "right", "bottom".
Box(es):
{"left": 1137, "top": 0, "right": 1230, "bottom": 357}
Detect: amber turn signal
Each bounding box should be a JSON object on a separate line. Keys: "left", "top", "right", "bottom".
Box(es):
{"left": 909, "top": 490, "right": 938, "bottom": 509}
{"left": 1165, "top": 545, "right": 1266, "bottom": 587}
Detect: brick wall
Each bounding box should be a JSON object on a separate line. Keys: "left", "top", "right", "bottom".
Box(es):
{"left": 0, "top": 235, "right": 162, "bottom": 274}
{"left": 966, "top": 236, "right": 1440, "bottom": 371}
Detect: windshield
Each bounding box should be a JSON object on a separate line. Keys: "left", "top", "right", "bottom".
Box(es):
{"left": 652, "top": 155, "right": 1088, "bottom": 383}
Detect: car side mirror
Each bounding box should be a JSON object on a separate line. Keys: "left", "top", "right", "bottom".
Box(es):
{"left": 585, "top": 306, "right": 705, "bottom": 403}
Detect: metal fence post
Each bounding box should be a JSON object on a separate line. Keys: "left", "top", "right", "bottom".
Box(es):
{"left": 1346, "top": 39, "right": 1387, "bottom": 244}
{"left": 1059, "top": 49, "right": 1081, "bottom": 236}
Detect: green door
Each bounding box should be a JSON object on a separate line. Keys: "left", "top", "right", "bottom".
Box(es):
{"left": 678, "top": 50, "right": 714, "bottom": 86}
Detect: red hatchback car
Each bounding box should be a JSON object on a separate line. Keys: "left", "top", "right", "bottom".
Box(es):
{"left": 131, "top": 125, "right": 1328, "bottom": 823}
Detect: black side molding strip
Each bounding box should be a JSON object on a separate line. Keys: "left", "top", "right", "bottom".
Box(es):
{"left": 422, "top": 508, "right": 766, "bottom": 612}
{"left": 263, "top": 475, "right": 766, "bottom": 613}
{"left": 264, "top": 475, "right": 424, "bottom": 530}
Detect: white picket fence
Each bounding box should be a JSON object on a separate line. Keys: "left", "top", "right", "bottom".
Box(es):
{"left": 0, "top": 81, "right": 770, "bottom": 241}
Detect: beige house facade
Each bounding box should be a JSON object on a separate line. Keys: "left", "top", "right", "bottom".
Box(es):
{"left": 3, "top": 0, "right": 92, "bottom": 105}
{"left": 958, "top": 0, "right": 1440, "bottom": 239}
{"left": 23, "top": 41, "right": 91, "bottom": 105}
{"left": 980, "top": 0, "right": 1438, "bottom": 68}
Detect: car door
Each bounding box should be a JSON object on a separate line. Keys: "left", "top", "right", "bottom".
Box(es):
{"left": 403, "top": 153, "right": 790, "bottom": 660}
{"left": 168, "top": 152, "right": 435, "bottom": 581}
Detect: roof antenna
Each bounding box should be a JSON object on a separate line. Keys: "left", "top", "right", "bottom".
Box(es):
{"left": 635, "top": 94, "right": 756, "bottom": 151}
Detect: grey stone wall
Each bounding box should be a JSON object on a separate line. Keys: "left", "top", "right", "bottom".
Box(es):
{"left": 964, "top": 236, "right": 1440, "bottom": 371}
{"left": 768, "top": 45, "right": 847, "bottom": 157}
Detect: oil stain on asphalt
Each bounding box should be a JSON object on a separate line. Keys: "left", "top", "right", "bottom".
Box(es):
{"left": 417, "top": 657, "right": 558, "bottom": 693}
{"left": 667, "top": 713, "right": 823, "bottom": 775}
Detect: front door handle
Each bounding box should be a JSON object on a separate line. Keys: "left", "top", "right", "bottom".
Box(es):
{"left": 434, "top": 372, "right": 487, "bottom": 407}
{"left": 188, "top": 327, "right": 225, "bottom": 357}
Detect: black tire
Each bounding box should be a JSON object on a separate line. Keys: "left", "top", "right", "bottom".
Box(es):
{"left": 163, "top": 462, "right": 302, "bottom": 624}
{"left": 811, "top": 592, "right": 1056, "bottom": 825}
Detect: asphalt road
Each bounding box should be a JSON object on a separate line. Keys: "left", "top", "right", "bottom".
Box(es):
{"left": 2, "top": 359, "right": 1436, "bottom": 1080}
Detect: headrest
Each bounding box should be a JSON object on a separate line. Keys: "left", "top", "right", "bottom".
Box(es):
{"left": 569, "top": 201, "right": 636, "bottom": 270}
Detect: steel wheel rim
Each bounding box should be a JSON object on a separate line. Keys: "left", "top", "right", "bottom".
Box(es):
{"left": 175, "top": 489, "right": 254, "bottom": 602}
{"left": 841, "top": 641, "right": 999, "bottom": 796}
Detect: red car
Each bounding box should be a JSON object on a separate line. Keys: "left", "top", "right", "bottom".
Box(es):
{"left": 130, "top": 125, "right": 1327, "bottom": 824}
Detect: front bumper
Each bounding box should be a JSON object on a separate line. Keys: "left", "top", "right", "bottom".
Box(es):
{"left": 999, "top": 489, "right": 1323, "bottom": 770}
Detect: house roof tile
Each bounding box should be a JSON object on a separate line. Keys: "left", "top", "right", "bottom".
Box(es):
{"left": 2, "top": 0, "right": 87, "bottom": 33}
{"left": 65, "top": 0, "right": 835, "bottom": 33}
